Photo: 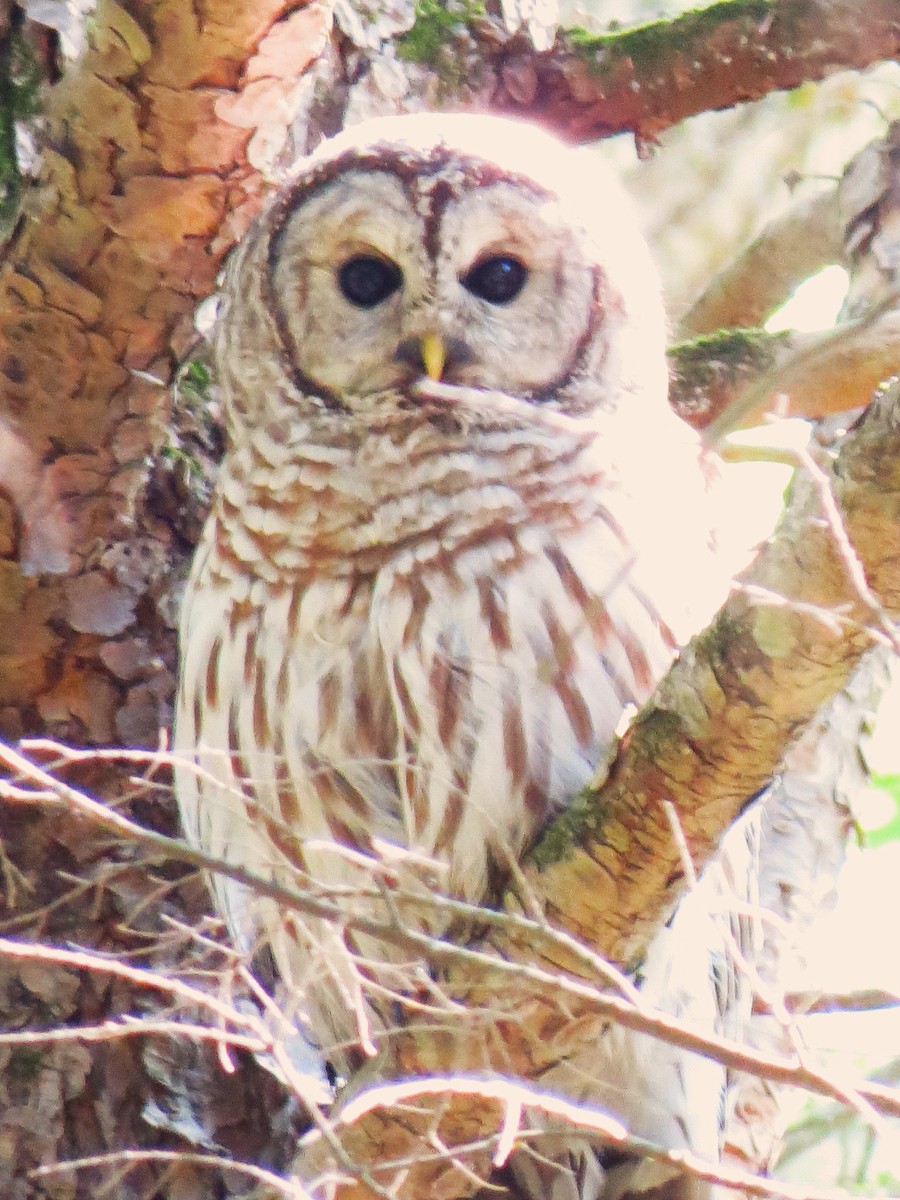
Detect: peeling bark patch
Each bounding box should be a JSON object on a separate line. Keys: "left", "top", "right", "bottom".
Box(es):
{"left": 66, "top": 571, "right": 136, "bottom": 635}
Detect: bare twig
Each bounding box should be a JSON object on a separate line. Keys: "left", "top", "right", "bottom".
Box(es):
{"left": 0, "top": 1019, "right": 265, "bottom": 1052}
{"left": 30, "top": 1149, "right": 313, "bottom": 1199}
{"left": 2, "top": 806, "right": 900, "bottom": 1124}
{"left": 0, "top": 937, "right": 265, "bottom": 1035}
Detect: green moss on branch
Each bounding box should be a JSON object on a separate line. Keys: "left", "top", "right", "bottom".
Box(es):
{"left": 668, "top": 327, "right": 793, "bottom": 430}
{"left": 397, "top": 0, "right": 485, "bottom": 67}
{"left": 566, "top": 0, "right": 776, "bottom": 73}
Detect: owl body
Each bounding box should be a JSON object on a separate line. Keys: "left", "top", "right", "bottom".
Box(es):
{"left": 175, "top": 114, "right": 738, "bottom": 1195}
{"left": 177, "top": 388, "right": 696, "bottom": 1042}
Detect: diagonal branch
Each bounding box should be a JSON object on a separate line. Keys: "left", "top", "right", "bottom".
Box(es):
{"left": 516, "top": 392, "right": 899, "bottom": 970}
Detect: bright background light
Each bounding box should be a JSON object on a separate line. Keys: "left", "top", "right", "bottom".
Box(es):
{"left": 765, "top": 265, "right": 850, "bottom": 333}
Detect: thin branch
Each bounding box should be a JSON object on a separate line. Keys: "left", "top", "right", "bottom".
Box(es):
{"left": 2, "top": 740, "right": 641, "bottom": 1002}
{"left": 669, "top": 314, "right": 900, "bottom": 434}
{"left": 4, "top": 756, "right": 900, "bottom": 1125}
{"left": 0, "top": 1019, "right": 266, "bottom": 1052}
{"left": 697, "top": 297, "right": 900, "bottom": 442}
{"left": 784, "top": 989, "right": 900, "bottom": 1016}
{"left": 0, "top": 936, "right": 266, "bottom": 1035}
{"left": 30, "top": 1149, "right": 313, "bottom": 1199}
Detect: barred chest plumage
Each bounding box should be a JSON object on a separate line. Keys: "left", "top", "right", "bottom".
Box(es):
{"left": 177, "top": 409, "right": 683, "bottom": 925}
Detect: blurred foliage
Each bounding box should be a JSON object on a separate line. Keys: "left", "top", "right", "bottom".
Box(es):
{"left": 865, "top": 775, "right": 900, "bottom": 850}
{"left": 780, "top": 1060, "right": 900, "bottom": 1193}
{"left": 176, "top": 357, "right": 213, "bottom": 408}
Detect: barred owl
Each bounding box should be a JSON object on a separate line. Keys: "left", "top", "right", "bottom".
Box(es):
{"left": 174, "top": 114, "right": 747, "bottom": 1198}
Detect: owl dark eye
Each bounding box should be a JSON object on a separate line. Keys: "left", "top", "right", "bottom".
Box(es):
{"left": 462, "top": 256, "right": 528, "bottom": 304}
{"left": 338, "top": 255, "right": 402, "bottom": 308}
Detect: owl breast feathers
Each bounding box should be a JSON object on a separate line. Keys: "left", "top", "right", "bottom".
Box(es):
{"left": 174, "top": 113, "right": 738, "bottom": 1198}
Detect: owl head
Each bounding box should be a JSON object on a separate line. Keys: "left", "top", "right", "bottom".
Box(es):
{"left": 215, "top": 113, "right": 668, "bottom": 440}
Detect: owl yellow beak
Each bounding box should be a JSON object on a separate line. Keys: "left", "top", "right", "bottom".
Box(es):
{"left": 421, "top": 332, "right": 446, "bottom": 381}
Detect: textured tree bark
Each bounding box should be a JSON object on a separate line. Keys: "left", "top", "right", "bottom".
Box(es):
{"left": 0, "top": 0, "right": 332, "bottom": 744}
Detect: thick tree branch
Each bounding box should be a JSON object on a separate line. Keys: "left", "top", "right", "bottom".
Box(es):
{"left": 406, "top": 0, "right": 900, "bottom": 144}
{"left": 520, "top": 394, "right": 899, "bottom": 970}
{"left": 669, "top": 310, "right": 900, "bottom": 434}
